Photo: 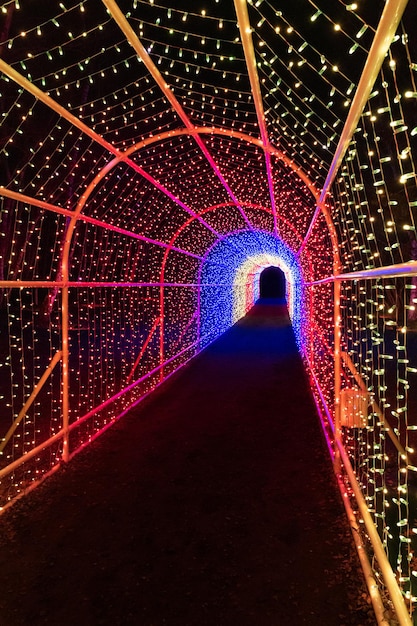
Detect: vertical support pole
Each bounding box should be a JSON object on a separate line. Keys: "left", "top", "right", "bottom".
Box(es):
{"left": 334, "top": 279, "right": 342, "bottom": 472}
{"left": 159, "top": 284, "right": 164, "bottom": 382}
{"left": 309, "top": 286, "right": 315, "bottom": 373}
{"left": 61, "top": 217, "right": 74, "bottom": 464}
{"left": 196, "top": 282, "right": 201, "bottom": 348}
{"left": 61, "top": 283, "right": 70, "bottom": 462}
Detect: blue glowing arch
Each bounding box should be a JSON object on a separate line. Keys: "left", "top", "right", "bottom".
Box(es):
{"left": 199, "top": 230, "right": 304, "bottom": 349}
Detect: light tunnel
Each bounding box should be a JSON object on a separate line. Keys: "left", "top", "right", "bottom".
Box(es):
{"left": 53, "top": 127, "right": 321, "bottom": 409}
{"left": 64, "top": 146, "right": 318, "bottom": 386}
{"left": 1, "top": 1, "right": 417, "bottom": 618}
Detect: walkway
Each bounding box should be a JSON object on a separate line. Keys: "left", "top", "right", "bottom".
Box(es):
{"left": 0, "top": 301, "right": 373, "bottom": 625}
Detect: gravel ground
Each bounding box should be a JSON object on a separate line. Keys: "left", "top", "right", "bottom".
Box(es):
{"left": 0, "top": 302, "right": 376, "bottom": 625}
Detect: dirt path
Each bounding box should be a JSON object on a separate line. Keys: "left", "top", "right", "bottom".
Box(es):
{"left": 0, "top": 302, "right": 374, "bottom": 625}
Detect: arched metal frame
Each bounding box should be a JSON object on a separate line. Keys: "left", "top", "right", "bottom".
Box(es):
{"left": 0, "top": 124, "right": 326, "bottom": 461}
{"left": 14, "top": 125, "right": 327, "bottom": 463}
{"left": 0, "top": 0, "right": 403, "bottom": 493}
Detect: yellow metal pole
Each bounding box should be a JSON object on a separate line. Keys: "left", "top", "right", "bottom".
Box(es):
{"left": 298, "top": 0, "right": 410, "bottom": 254}
{"left": 0, "top": 351, "right": 62, "bottom": 453}
{"left": 101, "top": 0, "right": 253, "bottom": 231}
{"left": 336, "top": 474, "right": 391, "bottom": 626}
{"left": 336, "top": 261, "right": 417, "bottom": 281}
{"left": 233, "top": 0, "right": 278, "bottom": 236}
{"left": 336, "top": 439, "right": 413, "bottom": 625}
{"left": 0, "top": 59, "right": 120, "bottom": 156}
{"left": 309, "top": 364, "right": 412, "bottom": 625}
{"left": 307, "top": 261, "right": 417, "bottom": 286}
{"left": 0, "top": 430, "right": 66, "bottom": 481}
{"left": 320, "top": 0, "right": 409, "bottom": 203}
{"left": 0, "top": 62, "right": 220, "bottom": 237}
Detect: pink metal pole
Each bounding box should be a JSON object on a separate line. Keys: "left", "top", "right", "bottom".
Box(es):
{"left": 0, "top": 186, "right": 203, "bottom": 259}
{"left": 101, "top": 0, "right": 254, "bottom": 232}
{"left": 127, "top": 316, "right": 161, "bottom": 384}
{"left": 333, "top": 280, "right": 342, "bottom": 473}
{"left": 0, "top": 281, "right": 223, "bottom": 288}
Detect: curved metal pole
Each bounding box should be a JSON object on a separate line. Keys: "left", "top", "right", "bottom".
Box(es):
{"left": 0, "top": 125, "right": 321, "bottom": 258}
{"left": 160, "top": 201, "right": 306, "bottom": 276}
{"left": 117, "top": 127, "right": 341, "bottom": 282}
{"left": 116, "top": 126, "right": 321, "bottom": 203}
{"left": 56, "top": 126, "right": 324, "bottom": 293}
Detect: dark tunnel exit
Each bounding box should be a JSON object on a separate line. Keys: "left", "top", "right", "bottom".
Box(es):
{"left": 259, "top": 266, "right": 286, "bottom": 300}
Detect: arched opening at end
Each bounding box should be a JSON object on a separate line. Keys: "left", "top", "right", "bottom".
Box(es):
{"left": 259, "top": 266, "right": 286, "bottom": 301}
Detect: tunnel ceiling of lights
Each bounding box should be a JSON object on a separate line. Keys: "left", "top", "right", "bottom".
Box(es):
{"left": 1, "top": 0, "right": 406, "bottom": 241}
{"left": 0, "top": 0, "right": 415, "bottom": 420}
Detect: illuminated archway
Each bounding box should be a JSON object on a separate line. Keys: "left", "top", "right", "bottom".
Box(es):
{"left": 232, "top": 253, "right": 293, "bottom": 321}
{"left": 199, "top": 230, "right": 304, "bottom": 349}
